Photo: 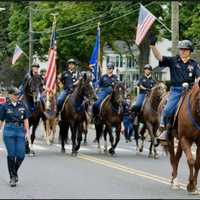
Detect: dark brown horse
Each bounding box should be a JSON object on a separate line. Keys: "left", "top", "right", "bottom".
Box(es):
{"left": 59, "top": 71, "right": 96, "bottom": 155}
{"left": 161, "top": 81, "right": 200, "bottom": 194}
{"left": 134, "top": 82, "right": 167, "bottom": 158}
{"left": 95, "top": 82, "right": 125, "bottom": 155}
{"left": 23, "top": 74, "right": 44, "bottom": 155}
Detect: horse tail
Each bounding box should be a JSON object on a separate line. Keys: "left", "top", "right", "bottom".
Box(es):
{"left": 58, "top": 121, "right": 69, "bottom": 144}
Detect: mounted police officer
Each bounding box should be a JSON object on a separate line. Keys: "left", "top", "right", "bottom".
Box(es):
{"left": 150, "top": 36, "right": 200, "bottom": 145}
{"left": 92, "top": 62, "right": 118, "bottom": 122}
{"left": 0, "top": 87, "right": 30, "bottom": 187}
{"left": 57, "top": 58, "right": 79, "bottom": 113}
{"left": 132, "top": 64, "right": 156, "bottom": 123}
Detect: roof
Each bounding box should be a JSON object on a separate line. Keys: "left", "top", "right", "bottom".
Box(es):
{"left": 103, "top": 40, "right": 138, "bottom": 55}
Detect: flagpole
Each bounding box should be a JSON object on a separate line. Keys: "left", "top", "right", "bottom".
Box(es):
{"left": 97, "top": 22, "right": 101, "bottom": 77}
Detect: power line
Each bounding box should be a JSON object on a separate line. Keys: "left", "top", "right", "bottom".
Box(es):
{"left": 56, "top": 1, "right": 155, "bottom": 39}
{"left": 28, "top": 1, "right": 156, "bottom": 44}
{"left": 31, "top": 2, "right": 139, "bottom": 34}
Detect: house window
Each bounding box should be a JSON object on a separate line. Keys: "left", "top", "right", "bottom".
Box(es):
{"left": 120, "top": 56, "right": 123, "bottom": 68}
{"left": 119, "top": 74, "right": 123, "bottom": 81}
{"left": 106, "top": 56, "right": 110, "bottom": 65}
{"left": 126, "top": 57, "right": 132, "bottom": 68}
{"left": 116, "top": 56, "right": 119, "bottom": 68}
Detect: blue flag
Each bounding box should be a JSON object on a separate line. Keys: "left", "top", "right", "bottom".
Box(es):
{"left": 89, "top": 27, "right": 100, "bottom": 88}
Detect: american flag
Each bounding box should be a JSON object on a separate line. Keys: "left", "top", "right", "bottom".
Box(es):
{"left": 135, "top": 4, "right": 156, "bottom": 46}
{"left": 12, "top": 45, "right": 23, "bottom": 65}
{"left": 45, "top": 27, "right": 57, "bottom": 92}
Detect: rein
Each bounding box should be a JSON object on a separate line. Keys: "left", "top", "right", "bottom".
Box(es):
{"left": 187, "top": 92, "right": 200, "bottom": 131}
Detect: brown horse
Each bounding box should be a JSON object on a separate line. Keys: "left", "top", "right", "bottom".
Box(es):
{"left": 59, "top": 71, "right": 96, "bottom": 155}
{"left": 95, "top": 82, "right": 125, "bottom": 155}
{"left": 159, "top": 81, "right": 200, "bottom": 194}
{"left": 42, "top": 90, "right": 58, "bottom": 145}
{"left": 134, "top": 82, "right": 167, "bottom": 158}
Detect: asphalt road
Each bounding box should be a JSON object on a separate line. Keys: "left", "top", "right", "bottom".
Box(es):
{"left": 0, "top": 122, "right": 200, "bottom": 199}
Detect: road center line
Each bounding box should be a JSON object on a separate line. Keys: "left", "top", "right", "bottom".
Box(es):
{"left": 78, "top": 153, "right": 188, "bottom": 191}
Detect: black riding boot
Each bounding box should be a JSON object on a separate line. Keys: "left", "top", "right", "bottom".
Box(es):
{"left": 7, "top": 156, "right": 16, "bottom": 187}
{"left": 14, "top": 158, "right": 24, "bottom": 183}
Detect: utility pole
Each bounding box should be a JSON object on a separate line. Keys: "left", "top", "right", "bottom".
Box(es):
{"left": 171, "top": 1, "right": 179, "bottom": 56}
{"left": 29, "top": 1, "right": 33, "bottom": 72}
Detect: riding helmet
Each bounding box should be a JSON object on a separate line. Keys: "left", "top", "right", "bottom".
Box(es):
{"left": 107, "top": 62, "right": 115, "bottom": 69}
{"left": 31, "top": 64, "right": 40, "bottom": 68}
{"left": 144, "top": 64, "right": 152, "bottom": 71}
{"left": 7, "top": 87, "right": 20, "bottom": 96}
{"left": 67, "top": 58, "right": 76, "bottom": 65}
{"left": 177, "top": 40, "right": 193, "bottom": 52}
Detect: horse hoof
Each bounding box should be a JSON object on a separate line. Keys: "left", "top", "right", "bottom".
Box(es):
{"left": 154, "top": 154, "right": 159, "bottom": 159}
{"left": 139, "top": 148, "right": 143, "bottom": 153}
{"left": 188, "top": 190, "right": 200, "bottom": 195}
{"left": 61, "top": 149, "right": 65, "bottom": 153}
{"left": 171, "top": 178, "right": 180, "bottom": 190}
{"left": 109, "top": 148, "right": 115, "bottom": 155}
{"left": 148, "top": 153, "right": 153, "bottom": 158}
{"left": 71, "top": 151, "right": 78, "bottom": 157}
{"left": 187, "top": 183, "right": 197, "bottom": 193}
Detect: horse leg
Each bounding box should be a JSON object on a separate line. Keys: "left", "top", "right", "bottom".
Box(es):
{"left": 144, "top": 122, "right": 154, "bottom": 158}
{"left": 133, "top": 124, "right": 139, "bottom": 152}
{"left": 95, "top": 123, "right": 103, "bottom": 153}
{"left": 139, "top": 124, "right": 146, "bottom": 153}
{"left": 170, "top": 138, "right": 182, "bottom": 189}
{"left": 103, "top": 126, "right": 108, "bottom": 153}
{"left": 46, "top": 120, "right": 50, "bottom": 145}
{"left": 29, "top": 125, "right": 37, "bottom": 156}
{"left": 191, "top": 139, "right": 200, "bottom": 194}
{"left": 83, "top": 120, "right": 88, "bottom": 145}
{"left": 181, "top": 137, "right": 195, "bottom": 192}
{"left": 152, "top": 125, "right": 159, "bottom": 159}
{"left": 108, "top": 126, "right": 115, "bottom": 155}
{"left": 75, "top": 123, "right": 83, "bottom": 153}
{"left": 59, "top": 121, "right": 66, "bottom": 153}
{"left": 109, "top": 125, "right": 121, "bottom": 156}
{"left": 71, "top": 123, "right": 77, "bottom": 156}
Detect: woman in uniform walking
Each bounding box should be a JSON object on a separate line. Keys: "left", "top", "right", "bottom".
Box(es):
{"left": 0, "top": 87, "right": 30, "bottom": 187}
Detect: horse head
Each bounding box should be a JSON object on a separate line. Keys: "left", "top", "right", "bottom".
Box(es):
{"left": 111, "top": 82, "right": 125, "bottom": 106}
{"left": 150, "top": 82, "right": 167, "bottom": 98}
{"left": 25, "top": 74, "right": 43, "bottom": 104}
{"left": 78, "top": 71, "right": 97, "bottom": 101}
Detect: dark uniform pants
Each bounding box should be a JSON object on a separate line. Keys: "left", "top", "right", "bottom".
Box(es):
{"left": 3, "top": 124, "right": 25, "bottom": 160}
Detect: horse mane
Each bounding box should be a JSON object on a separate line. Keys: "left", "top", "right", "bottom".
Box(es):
{"left": 148, "top": 83, "right": 166, "bottom": 112}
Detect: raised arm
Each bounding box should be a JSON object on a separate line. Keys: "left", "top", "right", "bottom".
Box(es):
{"left": 149, "top": 34, "right": 163, "bottom": 62}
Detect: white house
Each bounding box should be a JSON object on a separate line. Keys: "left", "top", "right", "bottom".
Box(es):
{"left": 102, "top": 40, "right": 140, "bottom": 89}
